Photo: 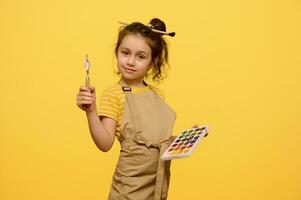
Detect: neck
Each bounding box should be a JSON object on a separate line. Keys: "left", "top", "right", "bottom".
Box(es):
{"left": 122, "top": 78, "right": 147, "bottom": 88}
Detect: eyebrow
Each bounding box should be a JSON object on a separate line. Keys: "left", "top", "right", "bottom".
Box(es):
{"left": 120, "top": 47, "right": 149, "bottom": 56}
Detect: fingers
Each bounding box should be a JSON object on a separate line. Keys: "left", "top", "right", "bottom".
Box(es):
{"left": 201, "top": 125, "right": 209, "bottom": 137}
{"left": 192, "top": 124, "right": 209, "bottom": 137}
{"left": 78, "top": 91, "right": 94, "bottom": 98}
{"left": 78, "top": 85, "right": 95, "bottom": 96}
{"left": 76, "top": 86, "right": 96, "bottom": 110}
{"left": 77, "top": 93, "right": 95, "bottom": 102}
{"left": 80, "top": 85, "right": 93, "bottom": 92}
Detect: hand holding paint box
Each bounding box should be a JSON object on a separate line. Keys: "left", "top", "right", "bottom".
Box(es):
{"left": 161, "top": 126, "right": 208, "bottom": 160}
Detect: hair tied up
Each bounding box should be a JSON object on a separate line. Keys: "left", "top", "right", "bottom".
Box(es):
{"left": 118, "top": 21, "right": 176, "bottom": 37}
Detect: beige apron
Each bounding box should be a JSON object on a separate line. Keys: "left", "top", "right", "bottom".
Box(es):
{"left": 107, "top": 79, "right": 176, "bottom": 200}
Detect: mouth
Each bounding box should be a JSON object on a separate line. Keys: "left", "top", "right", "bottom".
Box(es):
{"left": 123, "top": 67, "right": 137, "bottom": 73}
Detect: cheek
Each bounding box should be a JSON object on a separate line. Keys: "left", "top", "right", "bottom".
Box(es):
{"left": 141, "top": 57, "right": 152, "bottom": 66}
{"left": 117, "top": 55, "right": 126, "bottom": 65}
{"left": 137, "top": 61, "right": 151, "bottom": 71}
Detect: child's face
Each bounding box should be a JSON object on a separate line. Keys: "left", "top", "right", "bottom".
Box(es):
{"left": 116, "top": 34, "right": 153, "bottom": 85}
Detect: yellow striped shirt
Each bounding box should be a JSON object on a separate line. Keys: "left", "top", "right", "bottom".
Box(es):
{"left": 98, "top": 83, "right": 164, "bottom": 138}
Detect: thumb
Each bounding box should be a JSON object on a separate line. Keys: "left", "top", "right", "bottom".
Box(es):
{"left": 192, "top": 124, "right": 199, "bottom": 128}
{"left": 89, "top": 86, "right": 96, "bottom": 93}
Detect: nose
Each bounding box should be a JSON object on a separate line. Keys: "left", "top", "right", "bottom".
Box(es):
{"left": 127, "top": 55, "right": 135, "bottom": 67}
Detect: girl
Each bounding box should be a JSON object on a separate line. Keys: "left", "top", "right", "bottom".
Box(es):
{"left": 76, "top": 18, "right": 206, "bottom": 199}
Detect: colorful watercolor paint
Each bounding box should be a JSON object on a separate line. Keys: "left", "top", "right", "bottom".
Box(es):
{"left": 161, "top": 126, "right": 208, "bottom": 160}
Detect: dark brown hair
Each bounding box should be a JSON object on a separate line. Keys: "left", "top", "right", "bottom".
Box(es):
{"left": 115, "top": 18, "right": 171, "bottom": 84}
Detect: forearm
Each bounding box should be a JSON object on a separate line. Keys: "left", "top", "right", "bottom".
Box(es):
{"left": 85, "top": 110, "right": 114, "bottom": 152}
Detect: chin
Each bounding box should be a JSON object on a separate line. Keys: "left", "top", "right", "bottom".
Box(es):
{"left": 121, "top": 75, "right": 143, "bottom": 83}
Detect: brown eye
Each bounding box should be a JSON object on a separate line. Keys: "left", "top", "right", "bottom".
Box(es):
{"left": 138, "top": 55, "right": 146, "bottom": 59}
{"left": 121, "top": 51, "right": 129, "bottom": 55}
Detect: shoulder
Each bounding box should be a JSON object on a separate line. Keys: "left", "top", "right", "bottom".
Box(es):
{"left": 99, "top": 83, "right": 125, "bottom": 106}
{"left": 149, "top": 85, "right": 165, "bottom": 100}
{"left": 101, "top": 83, "right": 124, "bottom": 97}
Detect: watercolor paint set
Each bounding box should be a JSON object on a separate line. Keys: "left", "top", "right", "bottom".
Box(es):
{"left": 161, "top": 126, "right": 208, "bottom": 160}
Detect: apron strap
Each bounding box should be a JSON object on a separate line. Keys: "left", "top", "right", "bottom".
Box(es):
{"left": 119, "top": 79, "right": 143, "bottom": 133}
{"left": 154, "top": 141, "right": 172, "bottom": 199}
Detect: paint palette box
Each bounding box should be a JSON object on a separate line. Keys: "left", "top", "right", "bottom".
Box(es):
{"left": 161, "top": 126, "right": 208, "bottom": 160}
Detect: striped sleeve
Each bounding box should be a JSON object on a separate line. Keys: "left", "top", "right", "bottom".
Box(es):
{"left": 98, "top": 88, "right": 119, "bottom": 122}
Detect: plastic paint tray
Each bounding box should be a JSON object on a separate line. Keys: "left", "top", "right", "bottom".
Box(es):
{"left": 161, "top": 126, "right": 207, "bottom": 160}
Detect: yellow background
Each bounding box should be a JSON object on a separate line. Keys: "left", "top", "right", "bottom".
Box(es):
{"left": 1, "top": 0, "right": 300, "bottom": 199}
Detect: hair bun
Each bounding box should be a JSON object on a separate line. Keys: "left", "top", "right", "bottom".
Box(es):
{"left": 149, "top": 18, "right": 166, "bottom": 32}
